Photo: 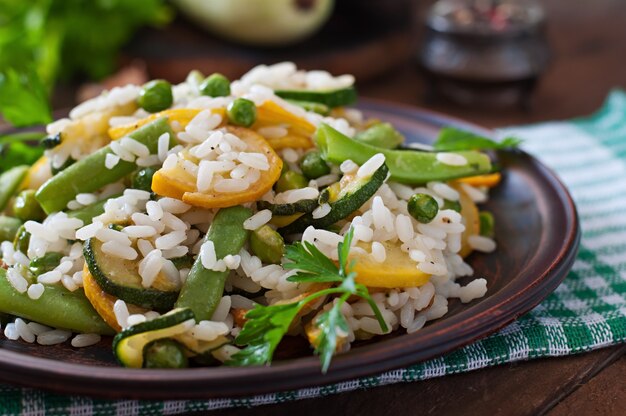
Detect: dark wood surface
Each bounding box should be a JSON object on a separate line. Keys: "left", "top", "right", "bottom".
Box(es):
{"left": 207, "top": 0, "right": 626, "bottom": 414}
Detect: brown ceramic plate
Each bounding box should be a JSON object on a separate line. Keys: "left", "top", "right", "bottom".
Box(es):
{"left": 0, "top": 99, "right": 580, "bottom": 399}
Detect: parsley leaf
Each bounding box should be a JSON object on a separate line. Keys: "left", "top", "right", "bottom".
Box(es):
{"left": 433, "top": 127, "right": 522, "bottom": 151}
{"left": 229, "top": 228, "right": 389, "bottom": 372}
{"left": 0, "top": 0, "right": 171, "bottom": 127}
{"left": 0, "top": 68, "right": 51, "bottom": 127}
{"left": 313, "top": 293, "right": 350, "bottom": 373}
{"left": 284, "top": 241, "right": 342, "bottom": 283}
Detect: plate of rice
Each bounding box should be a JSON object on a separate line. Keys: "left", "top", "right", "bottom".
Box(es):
{"left": 0, "top": 63, "right": 579, "bottom": 398}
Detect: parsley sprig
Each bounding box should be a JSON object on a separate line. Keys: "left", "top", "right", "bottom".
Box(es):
{"left": 433, "top": 127, "right": 521, "bottom": 151}
{"left": 228, "top": 227, "right": 388, "bottom": 372}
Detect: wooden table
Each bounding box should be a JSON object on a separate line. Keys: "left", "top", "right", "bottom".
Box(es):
{"left": 207, "top": 1, "right": 626, "bottom": 414}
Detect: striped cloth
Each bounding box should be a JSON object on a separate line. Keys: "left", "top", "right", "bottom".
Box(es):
{"left": 2, "top": 91, "right": 626, "bottom": 415}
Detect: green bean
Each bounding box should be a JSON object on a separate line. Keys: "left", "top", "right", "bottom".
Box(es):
{"left": 36, "top": 118, "right": 173, "bottom": 214}
{"left": 275, "top": 170, "right": 308, "bottom": 193}
{"left": 315, "top": 124, "right": 492, "bottom": 184}
{"left": 138, "top": 80, "right": 173, "bottom": 113}
{"left": 131, "top": 167, "right": 158, "bottom": 192}
{"left": 285, "top": 99, "right": 330, "bottom": 115}
{"left": 354, "top": 122, "right": 404, "bottom": 149}
{"left": 0, "top": 216, "right": 22, "bottom": 243}
{"left": 29, "top": 252, "right": 63, "bottom": 276}
{"left": 0, "top": 268, "right": 114, "bottom": 335}
{"left": 479, "top": 211, "right": 495, "bottom": 238}
{"left": 175, "top": 206, "right": 252, "bottom": 321}
{"left": 13, "top": 190, "right": 46, "bottom": 221}
{"left": 143, "top": 339, "right": 188, "bottom": 368}
{"left": 227, "top": 98, "right": 257, "bottom": 127}
{"left": 300, "top": 151, "right": 331, "bottom": 179}
{"left": 199, "top": 73, "right": 231, "bottom": 97}
{"left": 0, "top": 165, "right": 28, "bottom": 211}
{"left": 250, "top": 225, "right": 285, "bottom": 264}
{"left": 408, "top": 193, "right": 439, "bottom": 224}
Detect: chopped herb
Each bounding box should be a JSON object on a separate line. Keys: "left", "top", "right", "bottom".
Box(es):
{"left": 228, "top": 228, "right": 388, "bottom": 372}
{"left": 434, "top": 127, "right": 521, "bottom": 151}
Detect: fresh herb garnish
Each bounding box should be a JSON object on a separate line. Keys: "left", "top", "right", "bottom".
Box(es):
{"left": 0, "top": 0, "right": 171, "bottom": 127}
{"left": 433, "top": 127, "right": 521, "bottom": 151}
{"left": 0, "top": 132, "right": 46, "bottom": 173}
{"left": 228, "top": 228, "right": 388, "bottom": 372}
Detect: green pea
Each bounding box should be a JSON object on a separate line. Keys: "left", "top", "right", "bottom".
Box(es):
{"left": 143, "top": 339, "right": 188, "bottom": 369}
{"left": 275, "top": 171, "right": 308, "bottom": 193}
{"left": 227, "top": 98, "right": 256, "bottom": 127}
{"left": 131, "top": 167, "right": 158, "bottom": 192}
{"left": 443, "top": 199, "right": 462, "bottom": 213}
{"left": 29, "top": 252, "right": 63, "bottom": 276}
{"left": 199, "top": 73, "right": 231, "bottom": 97}
{"left": 250, "top": 225, "right": 285, "bottom": 264}
{"left": 300, "top": 151, "right": 331, "bottom": 179}
{"left": 13, "top": 190, "right": 46, "bottom": 222}
{"left": 479, "top": 211, "right": 495, "bottom": 238}
{"left": 13, "top": 225, "right": 30, "bottom": 253}
{"left": 138, "top": 80, "right": 173, "bottom": 113}
{"left": 0, "top": 216, "right": 22, "bottom": 243}
{"left": 408, "top": 193, "right": 439, "bottom": 223}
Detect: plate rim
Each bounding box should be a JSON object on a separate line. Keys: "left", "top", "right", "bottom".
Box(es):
{"left": 0, "top": 99, "right": 581, "bottom": 399}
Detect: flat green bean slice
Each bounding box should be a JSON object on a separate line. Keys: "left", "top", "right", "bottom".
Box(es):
{"left": 0, "top": 268, "right": 114, "bottom": 335}
{"left": 36, "top": 118, "right": 173, "bottom": 214}
{"left": 315, "top": 124, "right": 492, "bottom": 184}
{"left": 175, "top": 206, "right": 252, "bottom": 321}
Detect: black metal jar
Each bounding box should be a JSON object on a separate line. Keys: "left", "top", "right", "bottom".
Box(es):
{"left": 419, "top": 0, "right": 550, "bottom": 108}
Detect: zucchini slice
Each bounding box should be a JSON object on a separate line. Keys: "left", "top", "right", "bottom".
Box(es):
{"left": 112, "top": 308, "right": 195, "bottom": 368}
{"left": 279, "top": 163, "right": 388, "bottom": 234}
{"left": 83, "top": 238, "right": 180, "bottom": 312}
{"left": 257, "top": 198, "right": 318, "bottom": 216}
{"left": 274, "top": 87, "right": 357, "bottom": 108}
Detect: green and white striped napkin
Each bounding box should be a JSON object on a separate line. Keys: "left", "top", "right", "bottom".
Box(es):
{"left": 2, "top": 91, "right": 626, "bottom": 416}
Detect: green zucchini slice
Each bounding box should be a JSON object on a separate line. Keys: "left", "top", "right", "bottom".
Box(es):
{"left": 279, "top": 163, "right": 389, "bottom": 234}
{"left": 83, "top": 238, "right": 180, "bottom": 312}
{"left": 257, "top": 198, "right": 318, "bottom": 216}
{"left": 274, "top": 86, "right": 357, "bottom": 108}
{"left": 113, "top": 308, "right": 195, "bottom": 368}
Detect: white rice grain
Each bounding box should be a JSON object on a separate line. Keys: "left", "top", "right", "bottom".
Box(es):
{"left": 71, "top": 333, "right": 101, "bottom": 348}
{"left": 15, "top": 318, "right": 35, "bottom": 343}
{"left": 155, "top": 230, "right": 187, "bottom": 250}
{"left": 158, "top": 132, "right": 171, "bottom": 162}
{"left": 243, "top": 210, "right": 272, "bottom": 230}
{"left": 214, "top": 178, "right": 249, "bottom": 193}
{"left": 27, "top": 283, "right": 45, "bottom": 300}
{"left": 436, "top": 152, "right": 468, "bottom": 166}
{"left": 200, "top": 240, "right": 217, "bottom": 269}
{"left": 37, "top": 329, "right": 72, "bottom": 345}
{"left": 113, "top": 300, "right": 130, "bottom": 328}
{"left": 357, "top": 153, "right": 385, "bottom": 178}
{"left": 468, "top": 235, "right": 497, "bottom": 253}
{"left": 101, "top": 241, "right": 138, "bottom": 260}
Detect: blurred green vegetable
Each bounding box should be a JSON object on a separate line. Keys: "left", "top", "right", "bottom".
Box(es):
{"left": 0, "top": 0, "right": 172, "bottom": 127}
{"left": 0, "top": 132, "right": 45, "bottom": 173}
{"left": 138, "top": 80, "right": 173, "bottom": 113}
